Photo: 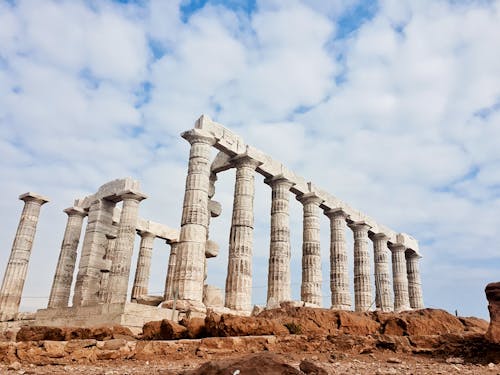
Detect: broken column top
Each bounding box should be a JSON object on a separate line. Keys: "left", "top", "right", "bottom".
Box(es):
{"left": 18, "top": 192, "right": 49, "bottom": 204}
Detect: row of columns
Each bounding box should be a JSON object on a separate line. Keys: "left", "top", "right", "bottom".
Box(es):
{"left": 170, "top": 130, "right": 424, "bottom": 313}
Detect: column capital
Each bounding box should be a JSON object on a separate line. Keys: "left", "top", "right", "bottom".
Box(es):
{"left": 231, "top": 154, "right": 262, "bottom": 169}
{"left": 137, "top": 230, "right": 156, "bottom": 239}
{"left": 388, "top": 242, "right": 406, "bottom": 253}
{"left": 405, "top": 249, "right": 422, "bottom": 259}
{"left": 19, "top": 192, "right": 49, "bottom": 205}
{"left": 296, "top": 192, "right": 323, "bottom": 206}
{"left": 369, "top": 232, "right": 389, "bottom": 241}
{"left": 264, "top": 174, "right": 295, "bottom": 189}
{"left": 347, "top": 221, "right": 371, "bottom": 232}
{"left": 181, "top": 128, "right": 216, "bottom": 145}
{"left": 63, "top": 206, "right": 87, "bottom": 217}
{"left": 324, "top": 208, "right": 348, "bottom": 219}
{"left": 117, "top": 190, "right": 147, "bottom": 202}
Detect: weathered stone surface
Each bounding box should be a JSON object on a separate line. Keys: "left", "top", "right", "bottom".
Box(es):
{"left": 299, "top": 359, "right": 329, "bottom": 375}
{"left": 349, "top": 222, "right": 373, "bottom": 312}
{"left": 141, "top": 320, "right": 187, "bottom": 340}
{"left": 203, "top": 285, "right": 224, "bottom": 307}
{"left": 180, "top": 317, "right": 206, "bottom": 339}
{"left": 183, "top": 352, "right": 302, "bottom": 375}
{"left": 16, "top": 325, "right": 134, "bottom": 342}
{"left": 205, "top": 313, "right": 288, "bottom": 337}
{"left": 485, "top": 282, "right": 500, "bottom": 343}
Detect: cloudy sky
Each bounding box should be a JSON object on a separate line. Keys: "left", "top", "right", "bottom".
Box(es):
{"left": 0, "top": 0, "right": 499, "bottom": 319}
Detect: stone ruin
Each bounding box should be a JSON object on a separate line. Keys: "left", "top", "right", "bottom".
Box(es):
{"left": 0, "top": 115, "right": 424, "bottom": 332}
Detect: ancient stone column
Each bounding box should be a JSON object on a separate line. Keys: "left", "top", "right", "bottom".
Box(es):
{"left": 371, "top": 233, "right": 393, "bottom": 312}
{"left": 324, "top": 209, "right": 351, "bottom": 310}
{"left": 131, "top": 231, "right": 155, "bottom": 301}
{"left": 107, "top": 191, "right": 146, "bottom": 304}
{"left": 348, "top": 222, "right": 372, "bottom": 312}
{"left": 265, "top": 175, "right": 294, "bottom": 307}
{"left": 164, "top": 241, "right": 178, "bottom": 301}
{"left": 390, "top": 243, "right": 411, "bottom": 312}
{"left": 406, "top": 252, "right": 424, "bottom": 309}
{"left": 225, "top": 155, "right": 260, "bottom": 311}
{"left": 47, "top": 206, "right": 86, "bottom": 308}
{"left": 0, "top": 192, "right": 49, "bottom": 320}
{"left": 167, "top": 129, "right": 215, "bottom": 310}
{"left": 297, "top": 193, "right": 323, "bottom": 307}
{"left": 73, "top": 198, "right": 116, "bottom": 307}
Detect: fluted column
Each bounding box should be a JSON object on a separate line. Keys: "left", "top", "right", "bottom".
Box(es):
{"left": 131, "top": 231, "right": 155, "bottom": 301}
{"left": 0, "top": 192, "right": 49, "bottom": 321}
{"left": 348, "top": 222, "right": 372, "bottom": 312}
{"left": 297, "top": 193, "right": 323, "bottom": 306}
{"left": 164, "top": 241, "right": 178, "bottom": 300}
{"left": 48, "top": 206, "right": 86, "bottom": 308}
{"left": 168, "top": 129, "right": 215, "bottom": 309}
{"left": 107, "top": 191, "right": 146, "bottom": 304}
{"left": 73, "top": 198, "right": 115, "bottom": 307}
{"left": 325, "top": 209, "right": 351, "bottom": 310}
{"left": 225, "top": 155, "right": 260, "bottom": 311}
{"left": 371, "top": 233, "right": 393, "bottom": 312}
{"left": 390, "top": 243, "right": 411, "bottom": 312}
{"left": 265, "top": 175, "right": 294, "bottom": 307}
{"left": 406, "top": 252, "right": 424, "bottom": 309}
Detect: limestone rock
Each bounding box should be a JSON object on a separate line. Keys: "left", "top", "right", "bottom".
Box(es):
{"left": 205, "top": 313, "right": 288, "bottom": 337}
{"left": 135, "top": 295, "right": 164, "bottom": 306}
{"left": 299, "top": 359, "right": 329, "bottom": 374}
{"left": 203, "top": 285, "right": 224, "bottom": 307}
{"left": 485, "top": 282, "right": 500, "bottom": 343}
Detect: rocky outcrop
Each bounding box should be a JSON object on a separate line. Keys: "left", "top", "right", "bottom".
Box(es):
{"left": 486, "top": 282, "right": 500, "bottom": 343}
{"left": 204, "top": 312, "right": 289, "bottom": 337}
{"left": 141, "top": 320, "right": 188, "bottom": 340}
{"left": 16, "top": 325, "right": 135, "bottom": 342}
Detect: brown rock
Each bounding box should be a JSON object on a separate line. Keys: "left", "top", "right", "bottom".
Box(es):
{"left": 141, "top": 320, "right": 188, "bottom": 340}
{"left": 337, "top": 311, "right": 380, "bottom": 335}
{"left": 0, "top": 342, "right": 18, "bottom": 364}
{"left": 299, "top": 359, "right": 329, "bottom": 374}
{"left": 459, "top": 317, "right": 489, "bottom": 334}
{"left": 16, "top": 326, "right": 65, "bottom": 342}
{"left": 485, "top": 282, "right": 500, "bottom": 343}
{"left": 205, "top": 314, "right": 289, "bottom": 337}
{"left": 183, "top": 352, "right": 302, "bottom": 374}
{"left": 180, "top": 317, "right": 206, "bottom": 339}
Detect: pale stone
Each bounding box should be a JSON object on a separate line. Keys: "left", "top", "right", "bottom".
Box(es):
{"left": 406, "top": 251, "right": 424, "bottom": 309}
{"left": 371, "top": 233, "right": 393, "bottom": 312}
{"left": 297, "top": 192, "right": 323, "bottom": 307}
{"left": 131, "top": 231, "right": 155, "bottom": 301}
{"left": 164, "top": 241, "right": 178, "bottom": 301}
{"left": 107, "top": 190, "right": 147, "bottom": 304}
{"left": 225, "top": 154, "right": 261, "bottom": 312}
{"left": 265, "top": 175, "right": 294, "bottom": 307}
{"left": 390, "top": 243, "right": 411, "bottom": 312}
{"left": 324, "top": 209, "right": 351, "bottom": 310}
{"left": 168, "top": 128, "right": 215, "bottom": 310}
{"left": 73, "top": 198, "right": 116, "bottom": 307}
{"left": 348, "top": 222, "right": 373, "bottom": 312}
{"left": 203, "top": 285, "right": 224, "bottom": 307}
{"left": 0, "top": 193, "right": 49, "bottom": 321}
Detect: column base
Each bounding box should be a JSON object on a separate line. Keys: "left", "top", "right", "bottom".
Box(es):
{"left": 162, "top": 299, "right": 207, "bottom": 314}
{"left": 394, "top": 305, "right": 412, "bottom": 313}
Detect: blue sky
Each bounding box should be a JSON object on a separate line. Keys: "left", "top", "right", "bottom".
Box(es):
{"left": 0, "top": 0, "right": 499, "bottom": 319}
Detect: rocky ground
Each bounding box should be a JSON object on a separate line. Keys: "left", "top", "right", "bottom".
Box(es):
{"left": 0, "top": 305, "right": 498, "bottom": 375}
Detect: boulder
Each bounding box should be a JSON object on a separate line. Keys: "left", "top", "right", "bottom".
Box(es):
{"left": 485, "top": 282, "right": 500, "bottom": 343}
{"left": 183, "top": 352, "right": 302, "bottom": 375}
{"left": 205, "top": 314, "right": 288, "bottom": 337}
{"left": 16, "top": 326, "right": 65, "bottom": 342}
{"left": 180, "top": 317, "right": 206, "bottom": 339}
{"left": 141, "top": 319, "right": 188, "bottom": 340}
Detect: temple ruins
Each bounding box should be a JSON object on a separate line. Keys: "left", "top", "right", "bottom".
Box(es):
{"left": 0, "top": 115, "right": 424, "bottom": 331}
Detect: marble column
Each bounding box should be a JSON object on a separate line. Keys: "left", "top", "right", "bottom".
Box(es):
{"left": 73, "top": 198, "right": 116, "bottom": 307}
{"left": 324, "top": 209, "right": 351, "bottom": 310}
{"left": 297, "top": 193, "right": 323, "bottom": 306}
{"left": 47, "top": 206, "right": 86, "bottom": 308}
{"left": 164, "top": 241, "right": 178, "bottom": 301}
{"left": 348, "top": 222, "right": 372, "bottom": 312}
{"left": 406, "top": 252, "right": 424, "bottom": 309}
{"left": 168, "top": 129, "right": 215, "bottom": 310}
{"left": 265, "top": 175, "right": 294, "bottom": 307}
{"left": 371, "top": 233, "right": 393, "bottom": 312}
{"left": 107, "top": 191, "right": 146, "bottom": 304}
{"left": 225, "top": 155, "right": 260, "bottom": 311}
{"left": 0, "top": 193, "right": 49, "bottom": 320}
{"left": 390, "top": 243, "right": 411, "bottom": 312}
{"left": 131, "top": 231, "right": 155, "bottom": 301}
